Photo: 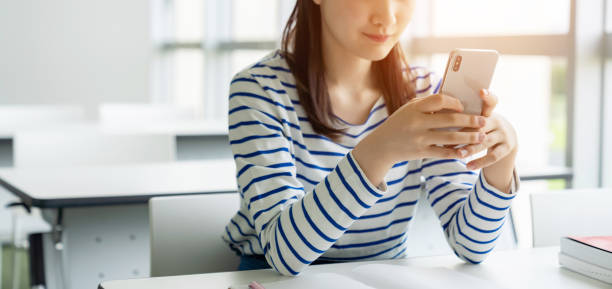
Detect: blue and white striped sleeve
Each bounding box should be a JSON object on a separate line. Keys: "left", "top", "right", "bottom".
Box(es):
{"left": 413, "top": 64, "right": 521, "bottom": 263}
{"left": 421, "top": 158, "right": 520, "bottom": 264}
{"left": 228, "top": 72, "right": 387, "bottom": 276}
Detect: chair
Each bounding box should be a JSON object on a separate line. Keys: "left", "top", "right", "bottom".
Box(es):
{"left": 149, "top": 189, "right": 517, "bottom": 277}
{"left": 149, "top": 193, "right": 241, "bottom": 277}
{"left": 530, "top": 188, "right": 612, "bottom": 247}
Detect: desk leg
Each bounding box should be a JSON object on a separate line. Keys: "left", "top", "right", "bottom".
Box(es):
{"left": 41, "top": 204, "right": 150, "bottom": 289}
{"left": 28, "top": 233, "right": 46, "bottom": 287}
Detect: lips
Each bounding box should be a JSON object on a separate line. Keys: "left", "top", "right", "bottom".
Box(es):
{"left": 363, "top": 33, "right": 390, "bottom": 43}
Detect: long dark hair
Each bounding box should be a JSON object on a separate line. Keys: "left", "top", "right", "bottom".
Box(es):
{"left": 280, "top": 0, "right": 417, "bottom": 139}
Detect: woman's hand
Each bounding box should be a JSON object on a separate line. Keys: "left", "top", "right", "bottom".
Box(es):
{"left": 460, "top": 89, "right": 518, "bottom": 170}
{"left": 375, "top": 93, "right": 488, "bottom": 161}
{"left": 353, "top": 93, "right": 487, "bottom": 187}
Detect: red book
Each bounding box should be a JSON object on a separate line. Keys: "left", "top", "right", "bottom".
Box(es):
{"left": 561, "top": 236, "right": 612, "bottom": 270}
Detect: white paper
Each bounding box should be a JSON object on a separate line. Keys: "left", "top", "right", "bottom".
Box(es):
{"left": 230, "top": 273, "right": 375, "bottom": 289}
{"left": 351, "top": 264, "right": 508, "bottom": 289}
{"left": 231, "top": 263, "right": 508, "bottom": 289}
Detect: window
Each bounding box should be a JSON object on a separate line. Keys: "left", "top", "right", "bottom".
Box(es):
{"left": 427, "top": 0, "right": 570, "bottom": 36}
{"left": 603, "top": 0, "right": 612, "bottom": 186}
{"left": 232, "top": 0, "right": 279, "bottom": 41}
{"left": 170, "top": 0, "right": 205, "bottom": 42}
{"left": 152, "top": 0, "right": 289, "bottom": 120}
{"left": 607, "top": 0, "right": 612, "bottom": 32}
{"left": 409, "top": 0, "right": 584, "bottom": 248}
{"left": 417, "top": 54, "right": 567, "bottom": 174}
{"left": 410, "top": 0, "right": 571, "bottom": 180}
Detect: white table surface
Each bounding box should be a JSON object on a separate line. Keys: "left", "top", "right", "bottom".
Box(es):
{"left": 0, "top": 160, "right": 237, "bottom": 207}
{"left": 0, "top": 120, "right": 228, "bottom": 139}
{"left": 99, "top": 120, "right": 229, "bottom": 136}
{"left": 98, "top": 247, "right": 610, "bottom": 289}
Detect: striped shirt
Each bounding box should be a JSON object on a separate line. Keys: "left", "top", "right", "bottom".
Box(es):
{"left": 222, "top": 50, "right": 520, "bottom": 276}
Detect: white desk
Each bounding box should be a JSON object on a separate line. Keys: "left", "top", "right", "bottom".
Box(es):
{"left": 0, "top": 119, "right": 228, "bottom": 140}
{"left": 99, "top": 247, "right": 609, "bottom": 289}
{"left": 103, "top": 120, "right": 231, "bottom": 161}
{"left": 0, "top": 160, "right": 237, "bottom": 289}
{"left": 0, "top": 120, "right": 232, "bottom": 167}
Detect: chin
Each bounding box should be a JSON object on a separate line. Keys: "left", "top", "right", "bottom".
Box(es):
{"left": 352, "top": 43, "right": 396, "bottom": 62}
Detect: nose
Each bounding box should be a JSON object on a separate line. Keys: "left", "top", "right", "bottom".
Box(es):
{"left": 370, "top": 0, "right": 397, "bottom": 31}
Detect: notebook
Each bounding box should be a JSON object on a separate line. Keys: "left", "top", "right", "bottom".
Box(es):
{"left": 230, "top": 263, "right": 508, "bottom": 289}
{"left": 559, "top": 252, "right": 612, "bottom": 284}
{"left": 559, "top": 236, "right": 612, "bottom": 284}
{"left": 560, "top": 236, "right": 612, "bottom": 270}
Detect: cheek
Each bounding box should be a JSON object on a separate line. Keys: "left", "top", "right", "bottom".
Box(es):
{"left": 395, "top": 6, "right": 415, "bottom": 34}
{"left": 322, "top": 1, "right": 369, "bottom": 39}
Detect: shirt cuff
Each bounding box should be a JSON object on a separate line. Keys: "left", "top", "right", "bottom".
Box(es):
{"left": 479, "top": 166, "right": 520, "bottom": 198}
{"left": 346, "top": 151, "right": 388, "bottom": 193}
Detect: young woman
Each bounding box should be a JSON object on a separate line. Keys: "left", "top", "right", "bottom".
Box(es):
{"left": 223, "top": 0, "right": 519, "bottom": 276}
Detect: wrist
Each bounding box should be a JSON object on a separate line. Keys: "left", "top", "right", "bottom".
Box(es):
{"left": 353, "top": 133, "right": 395, "bottom": 187}
{"left": 482, "top": 148, "right": 517, "bottom": 193}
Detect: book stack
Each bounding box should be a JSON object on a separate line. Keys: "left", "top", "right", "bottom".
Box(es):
{"left": 559, "top": 236, "right": 612, "bottom": 284}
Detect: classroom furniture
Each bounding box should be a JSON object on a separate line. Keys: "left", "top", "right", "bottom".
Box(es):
{"left": 101, "top": 120, "right": 231, "bottom": 161}
{"left": 0, "top": 105, "right": 85, "bottom": 128}
{"left": 99, "top": 103, "right": 201, "bottom": 125}
{"left": 530, "top": 188, "right": 612, "bottom": 247}
{"left": 98, "top": 103, "right": 230, "bottom": 160}
{"left": 98, "top": 246, "right": 610, "bottom": 289}
{"left": 14, "top": 129, "right": 175, "bottom": 167}
{"left": 1, "top": 120, "right": 231, "bottom": 168}
{"left": 0, "top": 105, "right": 86, "bottom": 288}
{"left": 8, "top": 129, "right": 176, "bottom": 289}
{"left": 149, "top": 193, "right": 241, "bottom": 277}
{"left": 146, "top": 186, "right": 517, "bottom": 277}
{"left": 0, "top": 159, "right": 237, "bottom": 289}
{"left": 0, "top": 105, "right": 86, "bottom": 167}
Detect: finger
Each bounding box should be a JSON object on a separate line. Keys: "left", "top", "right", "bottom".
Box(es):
{"left": 458, "top": 118, "right": 496, "bottom": 133}
{"left": 423, "top": 145, "right": 465, "bottom": 159}
{"left": 458, "top": 127, "right": 480, "bottom": 133}
{"left": 480, "top": 89, "right": 498, "bottom": 117}
{"left": 424, "top": 112, "right": 486, "bottom": 129}
{"left": 466, "top": 142, "right": 510, "bottom": 170}
{"left": 427, "top": 131, "right": 485, "bottom": 145}
{"left": 416, "top": 94, "right": 464, "bottom": 113}
{"left": 447, "top": 127, "right": 481, "bottom": 147}
{"left": 445, "top": 123, "right": 497, "bottom": 148}
{"left": 460, "top": 130, "right": 504, "bottom": 155}
{"left": 458, "top": 143, "right": 487, "bottom": 158}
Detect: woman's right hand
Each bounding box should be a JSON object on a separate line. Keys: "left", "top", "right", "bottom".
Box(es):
{"left": 353, "top": 93, "right": 487, "bottom": 187}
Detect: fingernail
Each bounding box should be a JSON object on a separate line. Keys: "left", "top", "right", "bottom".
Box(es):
{"left": 459, "top": 149, "right": 467, "bottom": 157}
{"left": 482, "top": 88, "right": 488, "bottom": 95}
{"left": 479, "top": 117, "right": 486, "bottom": 127}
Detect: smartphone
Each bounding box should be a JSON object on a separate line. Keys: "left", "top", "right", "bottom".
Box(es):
{"left": 439, "top": 49, "right": 500, "bottom": 116}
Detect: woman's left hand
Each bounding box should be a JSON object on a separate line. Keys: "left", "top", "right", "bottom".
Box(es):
{"left": 460, "top": 89, "right": 518, "bottom": 170}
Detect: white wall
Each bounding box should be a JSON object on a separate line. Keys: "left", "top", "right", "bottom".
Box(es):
{"left": 0, "top": 0, "right": 151, "bottom": 119}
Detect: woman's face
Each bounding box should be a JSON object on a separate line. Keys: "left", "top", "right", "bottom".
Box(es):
{"left": 314, "top": 0, "right": 415, "bottom": 61}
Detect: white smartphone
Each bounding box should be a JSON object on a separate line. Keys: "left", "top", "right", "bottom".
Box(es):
{"left": 439, "top": 49, "right": 500, "bottom": 116}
